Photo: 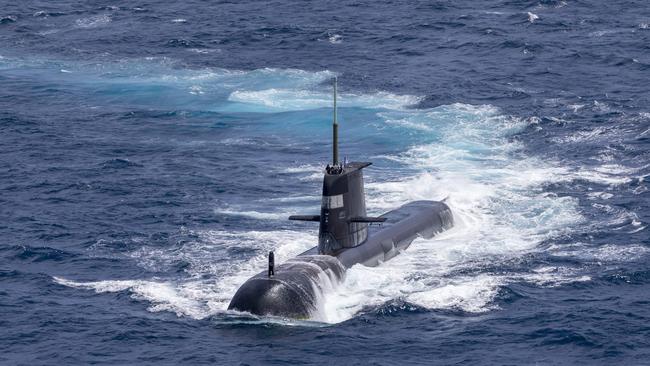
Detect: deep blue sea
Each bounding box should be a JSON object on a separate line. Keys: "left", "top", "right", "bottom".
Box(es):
{"left": 1, "top": 0, "right": 649, "bottom": 364}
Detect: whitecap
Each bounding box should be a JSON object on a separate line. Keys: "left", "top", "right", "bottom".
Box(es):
{"left": 517, "top": 267, "right": 591, "bottom": 287}
{"left": 527, "top": 12, "right": 539, "bottom": 23}
{"left": 567, "top": 103, "right": 585, "bottom": 112}
{"left": 406, "top": 275, "right": 501, "bottom": 312}
{"left": 553, "top": 126, "right": 608, "bottom": 143}
{"left": 187, "top": 48, "right": 219, "bottom": 54}
{"left": 633, "top": 185, "right": 648, "bottom": 195}
{"left": 550, "top": 243, "right": 649, "bottom": 263}
{"left": 75, "top": 14, "right": 111, "bottom": 29}
{"left": 328, "top": 34, "right": 343, "bottom": 44}
{"left": 589, "top": 29, "right": 619, "bottom": 37}
{"left": 38, "top": 29, "right": 60, "bottom": 36}
{"left": 570, "top": 164, "right": 635, "bottom": 186}
{"left": 593, "top": 100, "right": 611, "bottom": 112}
{"left": 188, "top": 85, "right": 203, "bottom": 95}
{"left": 54, "top": 277, "right": 209, "bottom": 318}
{"left": 0, "top": 15, "right": 17, "bottom": 23}
{"left": 587, "top": 191, "right": 614, "bottom": 200}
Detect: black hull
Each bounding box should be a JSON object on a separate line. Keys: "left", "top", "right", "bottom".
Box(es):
{"left": 227, "top": 200, "right": 453, "bottom": 319}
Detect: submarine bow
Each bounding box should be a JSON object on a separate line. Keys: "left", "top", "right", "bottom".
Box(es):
{"left": 228, "top": 255, "right": 345, "bottom": 319}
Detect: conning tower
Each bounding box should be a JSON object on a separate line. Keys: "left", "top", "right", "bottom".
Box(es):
{"left": 318, "top": 162, "right": 371, "bottom": 254}
{"left": 290, "top": 78, "right": 384, "bottom": 255}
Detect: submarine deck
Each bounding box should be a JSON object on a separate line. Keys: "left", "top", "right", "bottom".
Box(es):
{"left": 299, "top": 200, "right": 452, "bottom": 268}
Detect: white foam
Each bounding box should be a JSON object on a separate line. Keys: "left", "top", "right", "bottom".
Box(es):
{"left": 263, "top": 195, "right": 320, "bottom": 203}
{"left": 550, "top": 243, "right": 649, "bottom": 263}
{"left": 554, "top": 127, "right": 608, "bottom": 143}
{"left": 188, "top": 85, "right": 203, "bottom": 95}
{"left": 280, "top": 164, "right": 322, "bottom": 174}
{"left": 407, "top": 275, "right": 502, "bottom": 312}
{"left": 527, "top": 12, "right": 539, "bottom": 23}
{"left": 228, "top": 89, "right": 421, "bottom": 112}
{"left": 218, "top": 137, "right": 263, "bottom": 146}
{"left": 589, "top": 30, "right": 618, "bottom": 37}
{"left": 53, "top": 277, "right": 207, "bottom": 318}
{"left": 570, "top": 165, "right": 634, "bottom": 186}
{"left": 568, "top": 104, "right": 585, "bottom": 112}
{"left": 0, "top": 15, "right": 17, "bottom": 23}
{"left": 187, "top": 48, "right": 219, "bottom": 54}
{"left": 328, "top": 34, "right": 343, "bottom": 44}
{"left": 75, "top": 14, "right": 111, "bottom": 29}
{"left": 215, "top": 208, "right": 291, "bottom": 220}
{"left": 587, "top": 191, "right": 614, "bottom": 200}
{"left": 518, "top": 267, "right": 591, "bottom": 287}
{"left": 633, "top": 185, "right": 648, "bottom": 195}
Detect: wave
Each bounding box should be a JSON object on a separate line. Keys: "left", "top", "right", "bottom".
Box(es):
{"left": 33, "top": 10, "right": 67, "bottom": 17}
{"left": 75, "top": 14, "right": 111, "bottom": 29}
{"left": 328, "top": 34, "right": 343, "bottom": 44}
{"left": 56, "top": 228, "right": 318, "bottom": 320}
{"left": 0, "top": 15, "right": 17, "bottom": 24}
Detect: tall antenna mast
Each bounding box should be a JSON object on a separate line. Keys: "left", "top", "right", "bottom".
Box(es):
{"left": 332, "top": 76, "right": 339, "bottom": 166}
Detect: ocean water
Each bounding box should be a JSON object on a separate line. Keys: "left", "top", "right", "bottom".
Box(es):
{"left": 1, "top": 0, "right": 649, "bottom": 364}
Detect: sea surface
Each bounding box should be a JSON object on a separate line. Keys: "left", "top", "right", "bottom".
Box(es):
{"left": 1, "top": 0, "right": 649, "bottom": 364}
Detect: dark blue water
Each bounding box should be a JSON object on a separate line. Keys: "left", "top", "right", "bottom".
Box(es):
{"left": 1, "top": 0, "right": 649, "bottom": 364}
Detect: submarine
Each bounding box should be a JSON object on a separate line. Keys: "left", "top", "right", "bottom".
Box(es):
{"left": 228, "top": 78, "right": 454, "bottom": 319}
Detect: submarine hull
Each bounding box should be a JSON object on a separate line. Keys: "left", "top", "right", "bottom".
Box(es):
{"left": 228, "top": 200, "right": 453, "bottom": 318}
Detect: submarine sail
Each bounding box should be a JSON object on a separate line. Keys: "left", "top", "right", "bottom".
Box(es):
{"left": 228, "top": 78, "right": 454, "bottom": 319}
